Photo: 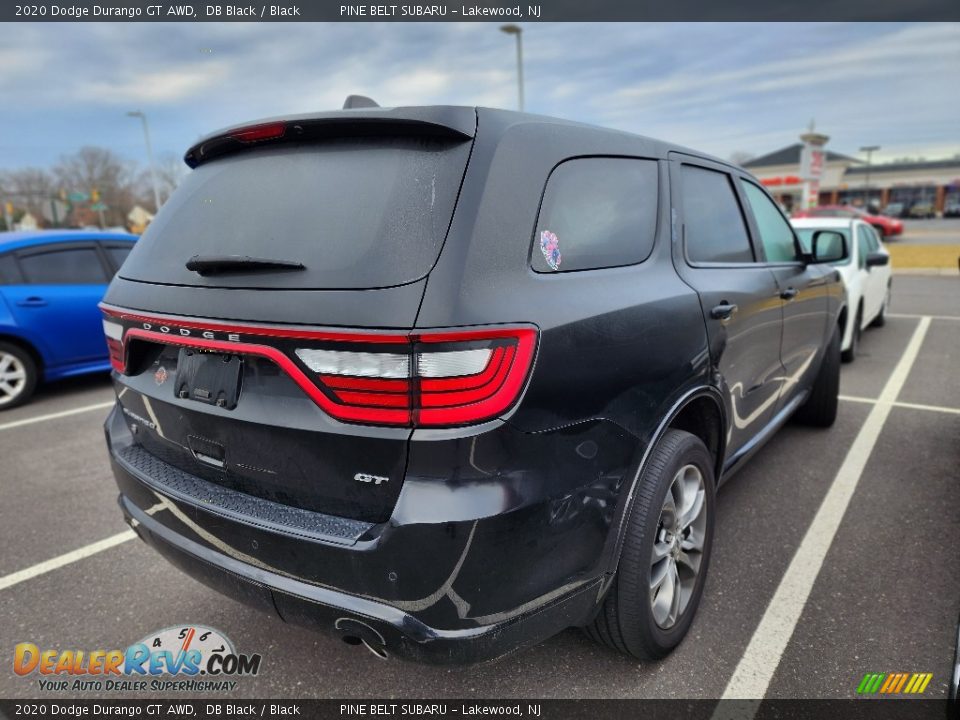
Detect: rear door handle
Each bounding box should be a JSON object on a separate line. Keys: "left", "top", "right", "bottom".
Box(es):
{"left": 710, "top": 303, "right": 738, "bottom": 320}
{"left": 780, "top": 288, "right": 798, "bottom": 301}
{"left": 16, "top": 297, "right": 47, "bottom": 307}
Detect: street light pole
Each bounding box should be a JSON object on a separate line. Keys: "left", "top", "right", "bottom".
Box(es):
{"left": 500, "top": 24, "right": 524, "bottom": 112}
{"left": 128, "top": 110, "right": 162, "bottom": 214}
{"left": 859, "top": 145, "right": 880, "bottom": 207}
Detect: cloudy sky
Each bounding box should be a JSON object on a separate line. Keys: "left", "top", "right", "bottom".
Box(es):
{"left": 2, "top": 22, "right": 958, "bottom": 171}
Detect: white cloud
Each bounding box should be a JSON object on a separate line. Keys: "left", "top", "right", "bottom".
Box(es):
{"left": 80, "top": 62, "right": 231, "bottom": 104}
{"left": 1, "top": 22, "right": 957, "bottom": 169}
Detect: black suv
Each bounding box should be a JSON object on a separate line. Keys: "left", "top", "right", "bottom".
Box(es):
{"left": 102, "top": 103, "right": 847, "bottom": 663}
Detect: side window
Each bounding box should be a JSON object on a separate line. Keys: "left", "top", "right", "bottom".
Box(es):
{"left": 0, "top": 254, "right": 22, "bottom": 284}
{"left": 17, "top": 247, "right": 109, "bottom": 285}
{"left": 532, "top": 157, "right": 658, "bottom": 272}
{"left": 741, "top": 181, "right": 798, "bottom": 263}
{"left": 680, "top": 165, "right": 754, "bottom": 264}
{"left": 856, "top": 225, "right": 871, "bottom": 270}
{"left": 105, "top": 245, "right": 133, "bottom": 272}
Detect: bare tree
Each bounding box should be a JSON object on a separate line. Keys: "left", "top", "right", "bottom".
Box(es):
{"left": 0, "top": 167, "right": 57, "bottom": 218}
{"left": 728, "top": 151, "right": 756, "bottom": 166}
{"left": 52, "top": 147, "right": 145, "bottom": 227}
{"left": 143, "top": 152, "right": 190, "bottom": 203}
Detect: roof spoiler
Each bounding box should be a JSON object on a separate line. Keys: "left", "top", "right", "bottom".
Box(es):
{"left": 183, "top": 105, "right": 476, "bottom": 168}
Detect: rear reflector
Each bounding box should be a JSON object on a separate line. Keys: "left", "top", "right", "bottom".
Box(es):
{"left": 100, "top": 306, "right": 537, "bottom": 428}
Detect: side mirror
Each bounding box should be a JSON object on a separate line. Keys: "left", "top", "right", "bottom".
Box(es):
{"left": 808, "top": 230, "right": 848, "bottom": 264}
{"left": 865, "top": 252, "right": 890, "bottom": 268}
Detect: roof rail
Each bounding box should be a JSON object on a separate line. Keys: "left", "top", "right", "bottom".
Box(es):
{"left": 343, "top": 95, "right": 380, "bottom": 109}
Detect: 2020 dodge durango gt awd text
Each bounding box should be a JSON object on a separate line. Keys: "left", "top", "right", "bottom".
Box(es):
{"left": 101, "top": 104, "right": 848, "bottom": 663}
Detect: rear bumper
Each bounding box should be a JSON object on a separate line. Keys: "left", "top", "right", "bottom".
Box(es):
{"left": 119, "top": 490, "right": 601, "bottom": 664}
{"left": 105, "top": 404, "right": 621, "bottom": 664}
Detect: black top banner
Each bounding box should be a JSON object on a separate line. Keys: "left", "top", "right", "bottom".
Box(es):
{"left": 0, "top": 699, "right": 955, "bottom": 720}
{"left": 4, "top": 0, "right": 959, "bottom": 22}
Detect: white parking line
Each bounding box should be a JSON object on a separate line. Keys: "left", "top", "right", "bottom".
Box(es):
{"left": 0, "top": 530, "right": 135, "bottom": 592}
{"left": 714, "top": 316, "right": 931, "bottom": 711}
{"left": 888, "top": 313, "right": 960, "bottom": 321}
{"left": 840, "top": 395, "right": 960, "bottom": 415}
{"left": 0, "top": 401, "right": 114, "bottom": 432}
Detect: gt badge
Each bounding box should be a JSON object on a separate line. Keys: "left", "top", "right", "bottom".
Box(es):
{"left": 354, "top": 472, "right": 389, "bottom": 485}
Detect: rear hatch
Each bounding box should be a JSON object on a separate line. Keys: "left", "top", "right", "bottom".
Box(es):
{"left": 104, "top": 108, "right": 476, "bottom": 523}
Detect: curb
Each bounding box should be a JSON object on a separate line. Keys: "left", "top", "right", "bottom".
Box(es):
{"left": 892, "top": 268, "right": 959, "bottom": 276}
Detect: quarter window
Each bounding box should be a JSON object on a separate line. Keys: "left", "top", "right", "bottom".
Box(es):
{"left": 532, "top": 157, "right": 658, "bottom": 273}
{"left": 17, "top": 247, "right": 108, "bottom": 285}
{"left": 105, "top": 245, "right": 133, "bottom": 271}
{"left": 741, "top": 181, "right": 798, "bottom": 263}
{"left": 680, "top": 165, "right": 754, "bottom": 264}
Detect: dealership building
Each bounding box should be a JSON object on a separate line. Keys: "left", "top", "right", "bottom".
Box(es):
{"left": 743, "top": 139, "right": 960, "bottom": 214}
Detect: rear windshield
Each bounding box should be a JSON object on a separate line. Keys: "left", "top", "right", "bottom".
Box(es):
{"left": 119, "top": 136, "right": 472, "bottom": 290}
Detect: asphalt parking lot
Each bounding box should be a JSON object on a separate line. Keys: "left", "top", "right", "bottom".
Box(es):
{"left": 0, "top": 274, "right": 957, "bottom": 701}
{"left": 897, "top": 217, "right": 960, "bottom": 245}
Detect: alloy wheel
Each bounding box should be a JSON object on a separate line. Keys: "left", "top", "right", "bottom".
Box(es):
{"left": 650, "top": 464, "right": 707, "bottom": 629}
{"left": 0, "top": 352, "right": 28, "bottom": 407}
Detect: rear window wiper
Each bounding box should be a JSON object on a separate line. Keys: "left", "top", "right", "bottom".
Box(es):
{"left": 185, "top": 255, "right": 306, "bottom": 276}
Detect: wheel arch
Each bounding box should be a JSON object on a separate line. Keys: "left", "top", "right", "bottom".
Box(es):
{"left": 837, "top": 300, "right": 849, "bottom": 345}
{"left": 668, "top": 394, "right": 725, "bottom": 481}
{"left": 0, "top": 333, "right": 44, "bottom": 373}
{"left": 599, "top": 385, "right": 726, "bottom": 579}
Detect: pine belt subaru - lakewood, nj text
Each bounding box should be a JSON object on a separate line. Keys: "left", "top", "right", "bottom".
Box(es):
{"left": 101, "top": 101, "right": 848, "bottom": 663}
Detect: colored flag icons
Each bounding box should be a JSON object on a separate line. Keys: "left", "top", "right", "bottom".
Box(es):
{"left": 857, "top": 672, "right": 933, "bottom": 695}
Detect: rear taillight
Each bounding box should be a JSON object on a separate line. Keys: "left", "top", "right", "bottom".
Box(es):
{"left": 100, "top": 307, "right": 537, "bottom": 429}
{"left": 297, "top": 328, "right": 537, "bottom": 427}
{"left": 102, "top": 320, "right": 125, "bottom": 372}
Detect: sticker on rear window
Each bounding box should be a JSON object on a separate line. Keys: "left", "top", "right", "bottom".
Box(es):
{"left": 539, "top": 230, "right": 562, "bottom": 270}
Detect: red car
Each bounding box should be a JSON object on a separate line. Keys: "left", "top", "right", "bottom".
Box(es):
{"left": 792, "top": 205, "right": 904, "bottom": 237}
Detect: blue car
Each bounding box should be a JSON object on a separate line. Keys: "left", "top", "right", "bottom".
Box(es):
{"left": 0, "top": 230, "right": 137, "bottom": 409}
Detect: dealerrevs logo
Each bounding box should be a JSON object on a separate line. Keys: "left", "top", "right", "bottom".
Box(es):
{"left": 14, "top": 625, "right": 262, "bottom": 693}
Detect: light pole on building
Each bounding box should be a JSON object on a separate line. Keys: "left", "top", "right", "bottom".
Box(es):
{"left": 128, "top": 110, "right": 163, "bottom": 214}
{"left": 860, "top": 145, "right": 880, "bottom": 205}
{"left": 500, "top": 24, "right": 525, "bottom": 112}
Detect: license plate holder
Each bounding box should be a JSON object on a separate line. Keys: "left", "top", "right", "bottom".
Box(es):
{"left": 176, "top": 348, "right": 243, "bottom": 410}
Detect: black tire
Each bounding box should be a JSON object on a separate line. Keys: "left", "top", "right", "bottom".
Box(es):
{"left": 585, "top": 429, "right": 715, "bottom": 660}
{"left": 841, "top": 306, "right": 862, "bottom": 363}
{"left": 0, "top": 341, "right": 38, "bottom": 411}
{"left": 795, "top": 325, "right": 840, "bottom": 427}
{"left": 871, "top": 285, "right": 890, "bottom": 328}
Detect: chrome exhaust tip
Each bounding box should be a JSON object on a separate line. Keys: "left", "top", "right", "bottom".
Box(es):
{"left": 335, "top": 618, "right": 389, "bottom": 659}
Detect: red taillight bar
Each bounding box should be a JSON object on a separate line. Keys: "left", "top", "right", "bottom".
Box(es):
{"left": 101, "top": 307, "right": 537, "bottom": 428}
